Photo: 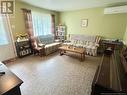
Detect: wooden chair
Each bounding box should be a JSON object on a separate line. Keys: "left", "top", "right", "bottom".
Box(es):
{"left": 31, "top": 38, "right": 44, "bottom": 57}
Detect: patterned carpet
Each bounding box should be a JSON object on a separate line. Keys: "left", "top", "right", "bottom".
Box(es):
{"left": 6, "top": 52, "right": 100, "bottom": 95}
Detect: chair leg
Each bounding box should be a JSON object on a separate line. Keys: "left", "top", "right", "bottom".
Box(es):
{"left": 33, "top": 50, "right": 37, "bottom": 55}
{"left": 39, "top": 50, "right": 43, "bottom": 57}
{"left": 39, "top": 48, "right": 44, "bottom": 57}
{"left": 33, "top": 49, "right": 39, "bottom": 55}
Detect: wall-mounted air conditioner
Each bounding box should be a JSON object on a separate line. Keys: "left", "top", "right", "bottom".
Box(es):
{"left": 104, "top": 5, "right": 127, "bottom": 14}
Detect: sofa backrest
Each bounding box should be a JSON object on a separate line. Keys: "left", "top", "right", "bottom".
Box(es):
{"left": 37, "top": 34, "right": 54, "bottom": 44}
{"left": 70, "top": 34, "right": 96, "bottom": 42}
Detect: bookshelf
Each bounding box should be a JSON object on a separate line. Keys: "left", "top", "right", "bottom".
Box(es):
{"left": 55, "top": 25, "right": 66, "bottom": 42}
{"left": 15, "top": 39, "right": 32, "bottom": 58}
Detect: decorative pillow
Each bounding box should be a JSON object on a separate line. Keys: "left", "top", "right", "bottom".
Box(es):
{"left": 89, "top": 42, "right": 94, "bottom": 46}
{"left": 76, "top": 40, "right": 79, "bottom": 44}
{"left": 71, "top": 40, "right": 75, "bottom": 44}
{"left": 82, "top": 41, "right": 86, "bottom": 45}
{"left": 85, "top": 41, "right": 89, "bottom": 45}
{"left": 74, "top": 40, "right": 78, "bottom": 45}
{"left": 80, "top": 41, "right": 84, "bottom": 45}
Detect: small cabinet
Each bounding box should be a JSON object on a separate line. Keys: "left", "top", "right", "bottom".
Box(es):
{"left": 15, "top": 40, "right": 32, "bottom": 58}
{"left": 98, "top": 40, "right": 123, "bottom": 54}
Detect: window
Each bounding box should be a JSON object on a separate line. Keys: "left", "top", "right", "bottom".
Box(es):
{"left": 32, "top": 12, "right": 52, "bottom": 36}
{"left": 0, "top": 15, "right": 8, "bottom": 45}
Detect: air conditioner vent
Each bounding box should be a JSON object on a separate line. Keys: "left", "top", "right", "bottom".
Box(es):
{"left": 104, "top": 5, "right": 127, "bottom": 14}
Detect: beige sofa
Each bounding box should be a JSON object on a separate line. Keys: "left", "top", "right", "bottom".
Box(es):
{"left": 64, "top": 34, "right": 101, "bottom": 56}
{"left": 36, "top": 35, "right": 61, "bottom": 55}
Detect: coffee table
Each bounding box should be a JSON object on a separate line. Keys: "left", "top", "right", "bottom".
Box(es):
{"left": 59, "top": 45, "right": 85, "bottom": 61}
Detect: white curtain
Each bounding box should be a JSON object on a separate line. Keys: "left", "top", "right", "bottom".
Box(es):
{"left": 0, "top": 15, "right": 8, "bottom": 45}
{"left": 32, "top": 11, "right": 52, "bottom": 36}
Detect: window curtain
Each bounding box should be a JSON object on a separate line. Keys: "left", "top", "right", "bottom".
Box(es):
{"left": 51, "top": 14, "right": 55, "bottom": 36}
{"left": 22, "top": 8, "right": 34, "bottom": 39}
{"left": 32, "top": 11, "right": 52, "bottom": 36}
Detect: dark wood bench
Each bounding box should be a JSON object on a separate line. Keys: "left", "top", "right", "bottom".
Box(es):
{"left": 91, "top": 49, "right": 127, "bottom": 95}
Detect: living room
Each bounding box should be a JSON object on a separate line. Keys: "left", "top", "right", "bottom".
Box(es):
{"left": 0, "top": 0, "right": 127, "bottom": 95}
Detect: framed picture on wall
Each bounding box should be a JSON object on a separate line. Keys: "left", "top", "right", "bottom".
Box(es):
{"left": 81, "top": 19, "right": 88, "bottom": 27}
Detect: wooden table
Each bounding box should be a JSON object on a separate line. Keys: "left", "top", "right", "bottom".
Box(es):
{"left": 101, "top": 40, "right": 123, "bottom": 51}
{"left": 59, "top": 45, "right": 85, "bottom": 61}
{"left": 0, "top": 62, "right": 23, "bottom": 95}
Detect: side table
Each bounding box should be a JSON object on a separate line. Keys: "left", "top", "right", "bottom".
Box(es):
{"left": 99, "top": 40, "right": 123, "bottom": 53}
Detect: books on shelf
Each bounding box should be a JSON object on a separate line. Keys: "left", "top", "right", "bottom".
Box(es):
{"left": 55, "top": 25, "right": 66, "bottom": 41}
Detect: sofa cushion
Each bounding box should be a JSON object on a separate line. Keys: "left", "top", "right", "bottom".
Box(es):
{"left": 44, "top": 42, "right": 61, "bottom": 55}
{"left": 37, "top": 34, "right": 54, "bottom": 44}
{"left": 45, "top": 42, "right": 60, "bottom": 48}
{"left": 38, "top": 43, "right": 45, "bottom": 47}
{"left": 70, "top": 34, "right": 96, "bottom": 42}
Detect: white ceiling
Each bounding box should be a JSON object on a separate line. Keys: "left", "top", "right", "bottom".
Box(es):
{"left": 18, "top": 0, "right": 127, "bottom": 12}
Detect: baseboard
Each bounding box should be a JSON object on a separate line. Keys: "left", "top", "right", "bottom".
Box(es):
{"left": 2, "top": 57, "right": 17, "bottom": 64}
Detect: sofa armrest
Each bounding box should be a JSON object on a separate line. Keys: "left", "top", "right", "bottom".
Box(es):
{"left": 54, "top": 39, "right": 61, "bottom": 42}
{"left": 64, "top": 40, "right": 71, "bottom": 43}
{"left": 38, "top": 43, "right": 45, "bottom": 48}
{"left": 95, "top": 43, "right": 99, "bottom": 47}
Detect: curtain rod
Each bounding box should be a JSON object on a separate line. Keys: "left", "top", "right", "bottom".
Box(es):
{"left": 21, "top": 8, "right": 31, "bottom": 11}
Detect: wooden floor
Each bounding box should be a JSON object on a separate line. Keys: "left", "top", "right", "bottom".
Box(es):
{"left": 6, "top": 52, "right": 100, "bottom": 95}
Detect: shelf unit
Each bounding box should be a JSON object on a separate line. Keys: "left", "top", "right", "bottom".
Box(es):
{"left": 15, "top": 40, "right": 33, "bottom": 58}
{"left": 55, "top": 25, "right": 66, "bottom": 42}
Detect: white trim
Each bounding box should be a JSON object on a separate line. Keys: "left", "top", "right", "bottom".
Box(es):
{"left": 6, "top": 14, "right": 17, "bottom": 57}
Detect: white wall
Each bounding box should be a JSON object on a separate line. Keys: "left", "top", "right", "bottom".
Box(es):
{"left": 0, "top": 44, "right": 15, "bottom": 61}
